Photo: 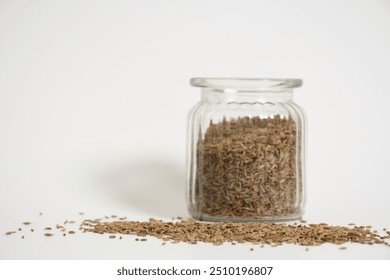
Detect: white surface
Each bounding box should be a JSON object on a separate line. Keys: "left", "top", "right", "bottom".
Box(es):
{"left": 1, "top": 0, "right": 390, "bottom": 259}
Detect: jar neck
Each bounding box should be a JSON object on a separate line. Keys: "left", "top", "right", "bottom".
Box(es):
{"left": 201, "top": 88, "right": 294, "bottom": 103}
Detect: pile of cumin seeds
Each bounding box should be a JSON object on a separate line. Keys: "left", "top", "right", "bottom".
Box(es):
{"left": 194, "top": 115, "right": 302, "bottom": 218}
{"left": 81, "top": 219, "right": 390, "bottom": 247}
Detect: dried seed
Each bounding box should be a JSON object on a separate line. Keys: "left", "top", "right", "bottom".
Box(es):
{"left": 44, "top": 233, "right": 53, "bottom": 237}
{"left": 5, "top": 231, "right": 16, "bottom": 235}
{"left": 339, "top": 247, "right": 347, "bottom": 250}
{"left": 31, "top": 229, "right": 34, "bottom": 232}
{"left": 44, "top": 227, "right": 52, "bottom": 230}
{"left": 23, "top": 222, "right": 31, "bottom": 225}
{"left": 109, "top": 235, "right": 116, "bottom": 239}
{"left": 18, "top": 228, "right": 22, "bottom": 231}
{"left": 68, "top": 231, "right": 75, "bottom": 234}
{"left": 81, "top": 219, "right": 390, "bottom": 248}
{"left": 194, "top": 117, "right": 302, "bottom": 219}
{"left": 79, "top": 212, "right": 85, "bottom": 215}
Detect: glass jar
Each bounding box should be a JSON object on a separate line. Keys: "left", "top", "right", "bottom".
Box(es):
{"left": 186, "top": 78, "right": 306, "bottom": 222}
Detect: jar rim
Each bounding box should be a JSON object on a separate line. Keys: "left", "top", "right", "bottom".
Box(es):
{"left": 190, "top": 78, "right": 302, "bottom": 90}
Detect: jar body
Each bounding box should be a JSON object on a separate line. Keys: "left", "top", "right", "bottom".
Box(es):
{"left": 186, "top": 78, "right": 306, "bottom": 222}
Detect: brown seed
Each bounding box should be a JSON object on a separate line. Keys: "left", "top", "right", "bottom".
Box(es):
{"left": 5, "top": 231, "right": 16, "bottom": 235}
{"left": 250, "top": 248, "right": 254, "bottom": 251}
{"left": 162, "top": 242, "right": 166, "bottom": 245}
{"left": 194, "top": 116, "right": 302, "bottom": 219}
{"left": 111, "top": 215, "right": 118, "bottom": 218}
{"left": 81, "top": 218, "right": 390, "bottom": 247}
{"left": 79, "top": 212, "right": 85, "bottom": 215}
{"left": 119, "top": 236, "right": 122, "bottom": 239}
{"left": 18, "top": 228, "right": 22, "bottom": 231}
{"left": 348, "top": 223, "right": 356, "bottom": 226}
{"left": 31, "top": 229, "right": 34, "bottom": 232}
{"left": 44, "top": 227, "right": 52, "bottom": 230}
{"left": 68, "top": 221, "right": 75, "bottom": 224}
{"left": 339, "top": 247, "right": 347, "bottom": 250}
{"left": 63, "top": 233, "right": 66, "bottom": 236}
{"left": 140, "top": 238, "right": 147, "bottom": 241}
{"left": 44, "top": 233, "right": 53, "bottom": 237}
{"left": 68, "top": 231, "right": 75, "bottom": 234}
{"left": 23, "top": 222, "right": 31, "bottom": 225}
{"left": 22, "top": 236, "right": 25, "bottom": 239}
{"left": 109, "top": 235, "right": 116, "bottom": 239}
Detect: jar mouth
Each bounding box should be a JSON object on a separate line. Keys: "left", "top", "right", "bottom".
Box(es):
{"left": 190, "top": 78, "right": 302, "bottom": 91}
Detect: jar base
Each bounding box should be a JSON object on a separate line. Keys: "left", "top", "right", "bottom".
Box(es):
{"left": 189, "top": 211, "right": 303, "bottom": 223}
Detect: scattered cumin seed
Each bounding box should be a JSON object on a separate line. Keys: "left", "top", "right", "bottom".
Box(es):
{"left": 348, "top": 223, "right": 356, "bottom": 226}
{"left": 339, "top": 247, "right": 347, "bottom": 250}
{"left": 82, "top": 218, "right": 390, "bottom": 247}
{"left": 44, "top": 233, "right": 53, "bottom": 237}
{"left": 63, "top": 233, "right": 66, "bottom": 236}
{"left": 18, "top": 228, "right": 22, "bottom": 231}
{"left": 5, "top": 231, "right": 16, "bottom": 235}
{"left": 68, "top": 221, "right": 75, "bottom": 224}
{"left": 111, "top": 215, "right": 118, "bottom": 218}
{"left": 22, "top": 236, "right": 24, "bottom": 239}
{"left": 68, "top": 231, "right": 75, "bottom": 234}
{"left": 23, "top": 222, "right": 31, "bottom": 225}
{"left": 119, "top": 236, "right": 122, "bottom": 239}
{"left": 109, "top": 235, "right": 116, "bottom": 239}
{"left": 31, "top": 229, "right": 34, "bottom": 232}
{"left": 162, "top": 242, "right": 166, "bottom": 245}
{"left": 79, "top": 212, "right": 84, "bottom": 215}
{"left": 250, "top": 248, "right": 254, "bottom": 251}
{"left": 44, "top": 227, "right": 52, "bottom": 230}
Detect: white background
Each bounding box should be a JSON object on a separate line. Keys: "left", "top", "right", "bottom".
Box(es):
{"left": 0, "top": 0, "right": 389, "bottom": 259}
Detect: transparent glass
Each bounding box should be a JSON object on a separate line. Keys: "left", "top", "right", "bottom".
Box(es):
{"left": 186, "top": 78, "right": 306, "bottom": 222}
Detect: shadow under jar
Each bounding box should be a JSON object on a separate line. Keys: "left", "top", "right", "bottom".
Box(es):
{"left": 186, "top": 78, "right": 306, "bottom": 222}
